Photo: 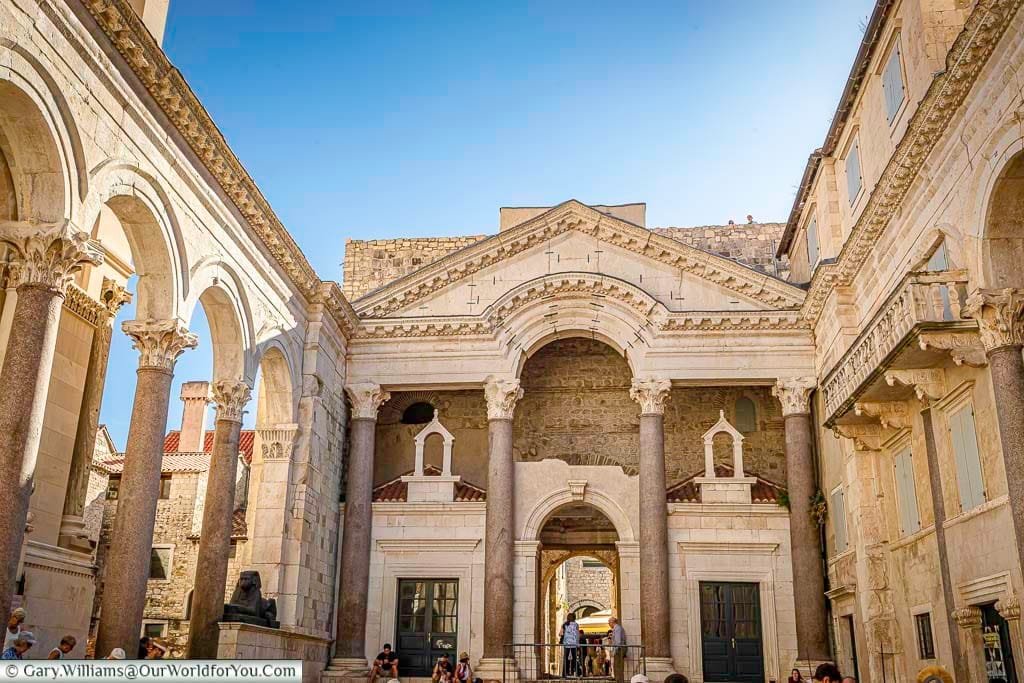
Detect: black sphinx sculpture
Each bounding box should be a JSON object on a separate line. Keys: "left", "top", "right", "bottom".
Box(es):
{"left": 223, "top": 570, "right": 279, "bottom": 628}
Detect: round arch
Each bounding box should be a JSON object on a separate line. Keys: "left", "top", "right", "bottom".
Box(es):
{"left": 182, "top": 279, "right": 250, "bottom": 383}
{"left": 979, "top": 147, "right": 1024, "bottom": 289}
{"left": 521, "top": 489, "right": 635, "bottom": 543}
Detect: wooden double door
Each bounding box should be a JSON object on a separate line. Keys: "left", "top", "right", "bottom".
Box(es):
{"left": 395, "top": 579, "right": 459, "bottom": 677}
{"left": 699, "top": 581, "right": 765, "bottom": 683}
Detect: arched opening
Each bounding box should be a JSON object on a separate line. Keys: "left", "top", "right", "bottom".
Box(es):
{"left": 514, "top": 338, "right": 638, "bottom": 473}
{"left": 734, "top": 397, "right": 756, "bottom": 433}
{"left": 0, "top": 80, "right": 66, "bottom": 222}
{"left": 984, "top": 149, "right": 1024, "bottom": 288}
{"left": 401, "top": 401, "right": 435, "bottom": 425}
{"left": 538, "top": 502, "right": 620, "bottom": 677}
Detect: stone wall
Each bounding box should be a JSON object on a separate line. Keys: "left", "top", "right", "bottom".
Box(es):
{"left": 342, "top": 235, "right": 486, "bottom": 300}
{"left": 652, "top": 222, "right": 789, "bottom": 279}
{"left": 563, "top": 556, "right": 613, "bottom": 613}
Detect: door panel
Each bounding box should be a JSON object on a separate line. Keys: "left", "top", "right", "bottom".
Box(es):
{"left": 700, "top": 582, "right": 765, "bottom": 683}
{"left": 396, "top": 579, "right": 459, "bottom": 677}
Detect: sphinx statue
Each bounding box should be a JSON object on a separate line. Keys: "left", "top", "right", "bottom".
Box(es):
{"left": 222, "top": 570, "right": 279, "bottom": 628}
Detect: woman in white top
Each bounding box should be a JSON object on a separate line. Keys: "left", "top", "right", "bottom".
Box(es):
{"left": 3, "top": 609, "right": 25, "bottom": 652}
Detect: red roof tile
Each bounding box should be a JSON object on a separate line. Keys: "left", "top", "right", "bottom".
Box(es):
{"left": 162, "top": 429, "right": 255, "bottom": 464}
{"left": 666, "top": 464, "right": 785, "bottom": 504}
{"left": 372, "top": 466, "right": 486, "bottom": 503}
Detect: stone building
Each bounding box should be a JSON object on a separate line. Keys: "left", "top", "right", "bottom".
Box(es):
{"left": 1, "top": 1, "right": 1024, "bottom": 683}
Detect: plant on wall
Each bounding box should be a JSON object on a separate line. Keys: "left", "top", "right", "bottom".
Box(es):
{"left": 810, "top": 489, "right": 828, "bottom": 527}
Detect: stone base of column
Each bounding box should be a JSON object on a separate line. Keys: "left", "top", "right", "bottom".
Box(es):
{"left": 56, "top": 515, "right": 93, "bottom": 553}
{"left": 475, "top": 656, "right": 518, "bottom": 683}
{"left": 643, "top": 656, "right": 677, "bottom": 683}
{"left": 322, "top": 657, "right": 369, "bottom": 682}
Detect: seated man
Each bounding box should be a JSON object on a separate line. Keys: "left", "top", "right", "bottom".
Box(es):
{"left": 370, "top": 643, "right": 400, "bottom": 682}
{"left": 432, "top": 653, "right": 453, "bottom": 683}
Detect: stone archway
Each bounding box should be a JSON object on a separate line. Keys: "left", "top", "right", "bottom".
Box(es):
{"left": 982, "top": 149, "right": 1024, "bottom": 290}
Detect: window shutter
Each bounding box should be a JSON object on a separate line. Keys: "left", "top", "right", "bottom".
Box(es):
{"left": 882, "top": 41, "right": 906, "bottom": 123}
{"left": 950, "top": 404, "right": 986, "bottom": 511}
{"left": 806, "top": 218, "right": 820, "bottom": 268}
{"left": 831, "top": 488, "right": 848, "bottom": 552}
{"left": 894, "top": 448, "right": 920, "bottom": 535}
{"left": 846, "top": 144, "right": 862, "bottom": 204}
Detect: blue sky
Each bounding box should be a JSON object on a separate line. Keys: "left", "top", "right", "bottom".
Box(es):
{"left": 99, "top": 0, "right": 874, "bottom": 447}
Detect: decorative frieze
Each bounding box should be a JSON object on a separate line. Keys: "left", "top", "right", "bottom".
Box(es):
{"left": 952, "top": 606, "right": 983, "bottom": 630}
{"left": 212, "top": 380, "right": 252, "bottom": 423}
{"left": 483, "top": 376, "right": 523, "bottom": 421}
{"left": 1, "top": 221, "right": 103, "bottom": 293}
{"left": 772, "top": 377, "right": 816, "bottom": 416}
{"left": 257, "top": 426, "right": 299, "bottom": 462}
{"left": 122, "top": 319, "right": 198, "bottom": 371}
{"left": 964, "top": 288, "right": 1024, "bottom": 352}
{"left": 344, "top": 382, "right": 391, "bottom": 420}
{"left": 629, "top": 377, "right": 672, "bottom": 415}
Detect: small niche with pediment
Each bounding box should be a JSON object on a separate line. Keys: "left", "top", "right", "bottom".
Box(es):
{"left": 401, "top": 410, "right": 462, "bottom": 502}
{"left": 695, "top": 410, "right": 757, "bottom": 504}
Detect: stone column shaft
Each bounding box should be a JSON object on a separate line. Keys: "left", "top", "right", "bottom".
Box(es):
{"left": 187, "top": 380, "right": 251, "bottom": 659}
{"left": 95, "top": 320, "right": 197, "bottom": 658}
{"left": 334, "top": 382, "right": 389, "bottom": 664}
{"left": 0, "top": 222, "right": 101, "bottom": 621}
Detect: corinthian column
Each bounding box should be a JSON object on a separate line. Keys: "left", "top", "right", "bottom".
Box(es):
{"left": 331, "top": 382, "right": 390, "bottom": 672}
{"left": 59, "top": 278, "right": 132, "bottom": 551}
{"left": 95, "top": 319, "right": 197, "bottom": 658}
{"left": 478, "top": 376, "right": 523, "bottom": 679}
{"left": 965, "top": 288, "right": 1024, "bottom": 572}
{"left": 772, "top": 377, "right": 829, "bottom": 660}
{"left": 629, "top": 377, "right": 673, "bottom": 666}
{"left": 0, "top": 222, "right": 102, "bottom": 621}
{"left": 188, "top": 380, "right": 252, "bottom": 659}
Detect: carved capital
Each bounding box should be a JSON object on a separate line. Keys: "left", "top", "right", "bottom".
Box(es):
{"left": 345, "top": 382, "right": 390, "bottom": 420}
{"left": 100, "top": 277, "right": 132, "bottom": 321}
{"left": 918, "top": 331, "right": 987, "bottom": 367}
{"left": 854, "top": 401, "right": 910, "bottom": 430}
{"left": 832, "top": 423, "right": 883, "bottom": 452}
{"left": 212, "top": 379, "right": 252, "bottom": 423}
{"left": 122, "top": 319, "right": 198, "bottom": 371}
{"left": 884, "top": 368, "right": 947, "bottom": 404}
{"left": 483, "top": 376, "right": 523, "bottom": 420}
{"left": 257, "top": 425, "right": 298, "bottom": 462}
{"left": 964, "top": 288, "right": 1024, "bottom": 351}
{"left": 630, "top": 377, "right": 672, "bottom": 415}
{"left": 997, "top": 595, "right": 1021, "bottom": 622}
{"left": 772, "top": 376, "right": 817, "bottom": 416}
{"left": 952, "top": 605, "right": 983, "bottom": 630}
{"left": 1, "top": 221, "right": 103, "bottom": 292}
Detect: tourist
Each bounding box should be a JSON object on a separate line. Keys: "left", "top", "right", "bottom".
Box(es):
{"left": 432, "top": 652, "right": 453, "bottom": 683}
{"left": 812, "top": 663, "right": 843, "bottom": 683}
{"left": 559, "top": 612, "right": 581, "bottom": 678}
{"left": 840, "top": 678, "right": 856, "bottom": 683}
{"left": 47, "top": 635, "right": 76, "bottom": 659}
{"left": 788, "top": 669, "right": 804, "bottom": 682}
{"left": 454, "top": 652, "right": 473, "bottom": 683}
{"left": 369, "top": 643, "right": 399, "bottom": 682}
{"left": 146, "top": 640, "right": 167, "bottom": 659}
{"left": 4, "top": 608, "right": 25, "bottom": 651}
{"left": 1, "top": 632, "right": 35, "bottom": 660}
{"left": 106, "top": 648, "right": 126, "bottom": 660}
{"left": 137, "top": 636, "right": 150, "bottom": 659}
{"left": 608, "top": 616, "right": 627, "bottom": 683}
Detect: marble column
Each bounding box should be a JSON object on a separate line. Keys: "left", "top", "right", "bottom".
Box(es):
{"left": 772, "top": 377, "right": 830, "bottom": 660}
{"left": 59, "top": 278, "right": 132, "bottom": 551}
{"left": 187, "top": 380, "right": 252, "bottom": 659}
{"left": 331, "top": 382, "right": 390, "bottom": 671}
{"left": 965, "top": 289, "right": 1024, "bottom": 572}
{"left": 95, "top": 319, "right": 197, "bottom": 658}
{"left": 629, "top": 377, "right": 673, "bottom": 667}
{"left": 479, "top": 376, "right": 522, "bottom": 676}
{"left": 0, "top": 222, "right": 102, "bottom": 621}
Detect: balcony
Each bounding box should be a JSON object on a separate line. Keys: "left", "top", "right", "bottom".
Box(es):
{"left": 821, "top": 269, "right": 980, "bottom": 425}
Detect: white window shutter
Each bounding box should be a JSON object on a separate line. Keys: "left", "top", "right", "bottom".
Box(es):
{"left": 894, "top": 448, "right": 920, "bottom": 535}
{"left": 950, "top": 404, "right": 986, "bottom": 511}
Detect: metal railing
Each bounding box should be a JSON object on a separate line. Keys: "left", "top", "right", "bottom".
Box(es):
{"left": 504, "top": 644, "right": 646, "bottom": 683}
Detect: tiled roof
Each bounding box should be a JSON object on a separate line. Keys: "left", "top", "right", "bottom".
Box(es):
{"left": 372, "top": 466, "right": 487, "bottom": 503}
{"left": 666, "top": 464, "right": 785, "bottom": 504}
{"left": 163, "top": 430, "right": 255, "bottom": 463}
{"left": 94, "top": 429, "right": 256, "bottom": 475}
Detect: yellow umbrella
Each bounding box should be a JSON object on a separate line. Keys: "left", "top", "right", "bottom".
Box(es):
{"left": 577, "top": 609, "right": 614, "bottom": 635}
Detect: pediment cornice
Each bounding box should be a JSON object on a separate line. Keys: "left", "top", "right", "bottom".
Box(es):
{"left": 353, "top": 201, "right": 805, "bottom": 317}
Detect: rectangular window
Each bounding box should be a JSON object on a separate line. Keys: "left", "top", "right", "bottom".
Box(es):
{"left": 158, "top": 474, "right": 172, "bottom": 500}
{"left": 845, "top": 140, "right": 863, "bottom": 205}
{"left": 149, "top": 547, "right": 172, "bottom": 580}
{"left": 925, "top": 241, "right": 949, "bottom": 271}
{"left": 882, "top": 39, "right": 906, "bottom": 123}
{"left": 894, "top": 447, "right": 921, "bottom": 535}
{"left": 806, "top": 217, "right": 820, "bottom": 269}
{"left": 141, "top": 622, "right": 166, "bottom": 639}
{"left": 106, "top": 475, "right": 121, "bottom": 500}
{"left": 831, "top": 487, "right": 849, "bottom": 553}
{"left": 915, "top": 613, "right": 935, "bottom": 659}
{"left": 949, "top": 402, "right": 986, "bottom": 511}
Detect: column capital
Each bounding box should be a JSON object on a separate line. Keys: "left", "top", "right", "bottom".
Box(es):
{"left": 100, "top": 277, "right": 132, "bottom": 322}
{"left": 1, "top": 221, "right": 103, "bottom": 293}
{"left": 997, "top": 595, "right": 1021, "bottom": 622}
{"left": 964, "top": 288, "right": 1024, "bottom": 352}
{"left": 212, "top": 379, "right": 252, "bottom": 423}
{"left": 483, "top": 376, "right": 523, "bottom": 420}
{"left": 952, "top": 605, "right": 983, "bottom": 630}
{"left": 772, "top": 376, "right": 817, "bottom": 416}
{"left": 122, "top": 319, "right": 198, "bottom": 371}
{"left": 629, "top": 376, "right": 672, "bottom": 415}
{"left": 345, "top": 382, "right": 390, "bottom": 420}
{"left": 256, "top": 424, "right": 299, "bottom": 462}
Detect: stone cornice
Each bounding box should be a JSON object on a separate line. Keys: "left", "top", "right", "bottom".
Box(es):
{"left": 800, "top": 0, "right": 1024, "bottom": 321}
{"left": 63, "top": 284, "right": 108, "bottom": 326}
{"left": 79, "top": 0, "right": 326, "bottom": 304}
{"left": 354, "top": 202, "right": 805, "bottom": 317}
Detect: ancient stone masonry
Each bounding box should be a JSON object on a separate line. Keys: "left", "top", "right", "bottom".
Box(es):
{"left": 342, "top": 236, "right": 487, "bottom": 300}
{"left": 652, "top": 222, "right": 790, "bottom": 279}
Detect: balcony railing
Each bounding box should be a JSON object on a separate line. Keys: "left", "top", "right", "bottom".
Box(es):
{"left": 821, "top": 269, "right": 973, "bottom": 422}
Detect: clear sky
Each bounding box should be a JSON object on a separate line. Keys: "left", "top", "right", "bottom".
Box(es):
{"left": 99, "top": 0, "right": 874, "bottom": 448}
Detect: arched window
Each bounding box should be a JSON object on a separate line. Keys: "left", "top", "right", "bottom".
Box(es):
{"left": 401, "top": 402, "right": 435, "bottom": 425}
{"left": 735, "top": 398, "right": 757, "bottom": 433}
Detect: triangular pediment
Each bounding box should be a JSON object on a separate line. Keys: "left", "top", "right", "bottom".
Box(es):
{"left": 354, "top": 200, "right": 804, "bottom": 318}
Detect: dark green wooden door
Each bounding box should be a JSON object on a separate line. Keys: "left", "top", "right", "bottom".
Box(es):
{"left": 395, "top": 579, "right": 459, "bottom": 677}
{"left": 700, "top": 582, "right": 764, "bottom": 683}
